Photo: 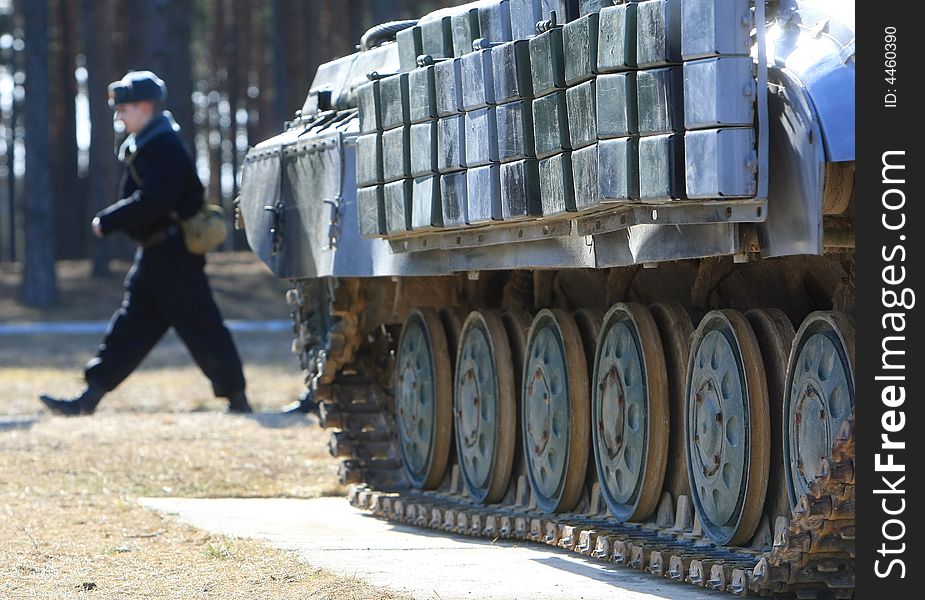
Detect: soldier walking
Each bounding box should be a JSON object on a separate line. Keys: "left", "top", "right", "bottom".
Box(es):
{"left": 40, "top": 71, "right": 251, "bottom": 415}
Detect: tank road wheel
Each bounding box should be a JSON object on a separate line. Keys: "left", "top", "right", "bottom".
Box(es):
{"left": 454, "top": 311, "right": 517, "bottom": 504}
{"left": 522, "top": 309, "right": 590, "bottom": 513}
{"left": 686, "top": 310, "right": 770, "bottom": 545}
{"left": 592, "top": 303, "right": 669, "bottom": 522}
{"left": 745, "top": 308, "right": 796, "bottom": 525}
{"left": 648, "top": 302, "right": 694, "bottom": 505}
{"left": 784, "top": 312, "right": 855, "bottom": 509}
{"left": 396, "top": 308, "right": 453, "bottom": 489}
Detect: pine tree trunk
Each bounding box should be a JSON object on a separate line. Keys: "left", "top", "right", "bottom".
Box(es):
{"left": 21, "top": 0, "right": 58, "bottom": 307}
{"left": 161, "top": 0, "right": 195, "bottom": 152}
{"left": 49, "top": 0, "right": 82, "bottom": 260}
{"left": 81, "top": 0, "right": 116, "bottom": 277}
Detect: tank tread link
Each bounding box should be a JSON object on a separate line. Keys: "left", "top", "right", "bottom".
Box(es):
{"left": 346, "top": 415, "right": 853, "bottom": 597}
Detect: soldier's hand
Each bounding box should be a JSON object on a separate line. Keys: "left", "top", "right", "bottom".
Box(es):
{"left": 92, "top": 217, "right": 103, "bottom": 238}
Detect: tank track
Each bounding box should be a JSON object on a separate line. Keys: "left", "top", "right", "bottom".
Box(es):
{"left": 296, "top": 280, "right": 855, "bottom": 598}
{"left": 343, "top": 417, "right": 853, "bottom": 598}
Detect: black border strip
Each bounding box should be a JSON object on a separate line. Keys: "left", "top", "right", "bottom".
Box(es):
{"left": 856, "top": 4, "right": 921, "bottom": 596}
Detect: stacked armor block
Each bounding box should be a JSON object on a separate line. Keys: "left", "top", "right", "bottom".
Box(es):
{"left": 355, "top": 79, "right": 385, "bottom": 237}
{"left": 408, "top": 58, "right": 443, "bottom": 230}
{"left": 530, "top": 23, "right": 573, "bottom": 215}
{"left": 563, "top": 9, "right": 601, "bottom": 211}
{"left": 494, "top": 39, "right": 541, "bottom": 219}
{"left": 356, "top": 0, "right": 760, "bottom": 236}
{"left": 681, "top": 0, "right": 757, "bottom": 198}
{"left": 379, "top": 72, "right": 413, "bottom": 233}
{"left": 632, "top": 0, "right": 685, "bottom": 202}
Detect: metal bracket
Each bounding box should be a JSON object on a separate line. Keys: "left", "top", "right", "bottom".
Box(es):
{"left": 324, "top": 196, "right": 341, "bottom": 249}
{"left": 576, "top": 199, "right": 768, "bottom": 237}
{"left": 264, "top": 200, "right": 285, "bottom": 255}
{"left": 388, "top": 217, "right": 573, "bottom": 254}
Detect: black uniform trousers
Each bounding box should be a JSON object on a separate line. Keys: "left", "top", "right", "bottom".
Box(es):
{"left": 84, "top": 233, "right": 245, "bottom": 397}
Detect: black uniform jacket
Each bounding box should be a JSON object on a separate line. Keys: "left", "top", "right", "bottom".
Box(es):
{"left": 96, "top": 113, "right": 203, "bottom": 241}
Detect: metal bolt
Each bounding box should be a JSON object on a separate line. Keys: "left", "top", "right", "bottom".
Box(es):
{"left": 715, "top": 412, "right": 723, "bottom": 423}
{"left": 713, "top": 454, "right": 721, "bottom": 465}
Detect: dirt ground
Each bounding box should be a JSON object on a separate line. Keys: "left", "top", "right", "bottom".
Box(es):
{"left": 0, "top": 255, "right": 408, "bottom": 599}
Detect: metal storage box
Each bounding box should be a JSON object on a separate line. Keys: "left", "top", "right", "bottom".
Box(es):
{"left": 563, "top": 12, "right": 599, "bottom": 86}
{"left": 579, "top": 0, "right": 615, "bottom": 16}
{"left": 636, "top": 66, "right": 683, "bottom": 135}
{"left": 497, "top": 99, "right": 536, "bottom": 163}
{"left": 382, "top": 126, "right": 411, "bottom": 182}
{"left": 357, "top": 81, "right": 381, "bottom": 135}
{"left": 465, "top": 107, "right": 500, "bottom": 167}
{"left": 437, "top": 114, "right": 467, "bottom": 173}
{"left": 597, "top": 3, "right": 637, "bottom": 72}
{"left": 501, "top": 158, "right": 542, "bottom": 219}
{"left": 681, "top": 0, "right": 752, "bottom": 60}
{"left": 461, "top": 49, "right": 496, "bottom": 111}
{"left": 638, "top": 132, "right": 685, "bottom": 200}
{"left": 684, "top": 127, "right": 757, "bottom": 198}
{"left": 412, "top": 175, "right": 442, "bottom": 229}
{"left": 440, "top": 171, "right": 469, "bottom": 227}
{"left": 510, "top": 0, "right": 542, "bottom": 40}
{"left": 410, "top": 121, "right": 438, "bottom": 177}
{"left": 541, "top": 0, "right": 574, "bottom": 21}
{"left": 571, "top": 143, "right": 600, "bottom": 210}
{"left": 596, "top": 72, "right": 638, "bottom": 138}
{"left": 435, "top": 58, "right": 463, "bottom": 117}
{"left": 379, "top": 73, "right": 410, "bottom": 130}
{"left": 683, "top": 56, "right": 755, "bottom": 129}
{"left": 532, "top": 91, "right": 571, "bottom": 159}
{"left": 397, "top": 26, "right": 424, "bottom": 72}
{"left": 357, "top": 184, "right": 385, "bottom": 237}
{"left": 467, "top": 164, "right": 503, "bottom": 223}
{"left": 539, "top": 152, "right": 575, "bottom": 215}
{"left": 598, "top": 136, "right": 639, "bottom": 200}
{"left": 566, "top": 79, "right": 597, "bottom": 150}
{"left": 452, "top": 6, "right": 481, "bottom": 57}
{"left": 408, "top": 66, "right": 438, "bottom": 123}
{"left": 478, "top": 0, "right": 513, "bottom": 44}
{"left": 636, "top": 0, "right": 681, "bottom": 67}
{"left": 492, "top": 40, "right": 533, "bottom": 103}
{"left": 529, "top": 27, "right": 566, "bottom": 98}
{"left": 383, "top": 179, "right": 413, "bottom": 234}
{"left": 421, "top": 15, "right": 454, "bottom": 59}
{"left": 356, "top": 132, "right": 383, "bottom": 187}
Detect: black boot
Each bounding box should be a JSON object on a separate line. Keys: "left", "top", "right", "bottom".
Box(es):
{"left": 39, "top": 382, "right": 105, "bottom": 416}
{"left": 278, "top": 389, "right": 320, "bottom": 415}
{"left": 226, "top": 390, "right": 253, "bottom": 414}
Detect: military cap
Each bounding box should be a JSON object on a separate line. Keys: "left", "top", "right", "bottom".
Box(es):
{"left": 108, "top": 71, "right": 167, "bottom": 107}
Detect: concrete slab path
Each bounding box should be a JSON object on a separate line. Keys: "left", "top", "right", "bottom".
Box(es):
{"left": 140, "top": 496, "right": 728, "bottom": 600}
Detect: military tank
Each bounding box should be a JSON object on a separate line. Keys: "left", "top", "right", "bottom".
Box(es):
{"left": 237, "top": 0, "right": 855, "bottom": 596}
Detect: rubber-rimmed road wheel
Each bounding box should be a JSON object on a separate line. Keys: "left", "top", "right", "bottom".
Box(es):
{"left": 454, "top": 310, "right": 517, "bottom": 504}
{"left": 685, "top": 310, "right": 770, "bottom": 546}
{"left": 592, "top": 303, "right": 669, "bottom": 522}
{"left": 396, "top": 308, "right": 453, "bottom": 489}
{"left": 522, "top": 309, "right": 590, "bottom": 513}
{"left": 783, "top": 311, "right": 855, "bottom": 509}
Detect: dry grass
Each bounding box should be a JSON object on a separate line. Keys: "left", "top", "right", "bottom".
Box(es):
{"left": 0, "top": 255, "right": 409, "bottom": 599}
